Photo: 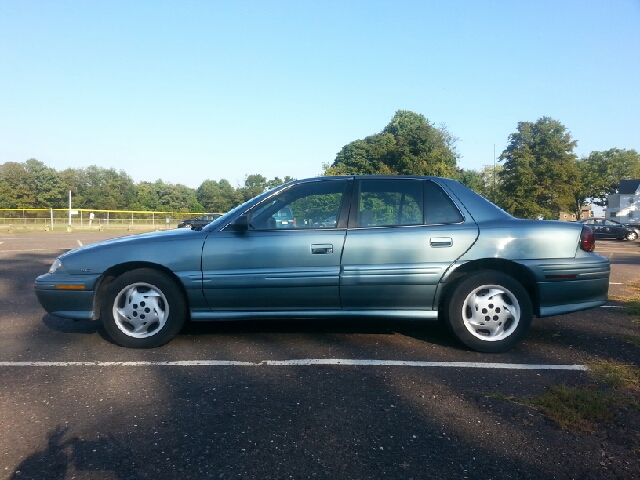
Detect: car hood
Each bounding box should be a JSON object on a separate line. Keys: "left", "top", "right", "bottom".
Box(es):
{"left": 58, "top": 228, "right": 206, "bottom": 275}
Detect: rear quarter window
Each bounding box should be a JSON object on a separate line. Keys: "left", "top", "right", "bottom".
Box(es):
{"left": 425, "top": 181, "right": 464, "bottom": 225}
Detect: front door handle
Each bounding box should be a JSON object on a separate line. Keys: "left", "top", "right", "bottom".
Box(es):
{"left": 311, "top": 244, "right": 333, "bottom": 254}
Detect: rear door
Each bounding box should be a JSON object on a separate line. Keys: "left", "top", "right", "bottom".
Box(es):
{"left": 340, "top": 178, "right": 478, "bottom": 312}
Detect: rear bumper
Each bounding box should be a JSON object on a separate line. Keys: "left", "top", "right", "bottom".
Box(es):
{"left": 521, "top": 256, "right": 610, "bottom": 317}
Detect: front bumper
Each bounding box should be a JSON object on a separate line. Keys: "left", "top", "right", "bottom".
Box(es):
{"left": 34, "top": 273, "right": 100, "bottom": 320}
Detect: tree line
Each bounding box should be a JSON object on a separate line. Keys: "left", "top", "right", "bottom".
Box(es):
{"left": 2, "top": 110, "right": 639, "bottom": 218}
{"left": 0, "top": 159, "right": 293, "bottom": 213}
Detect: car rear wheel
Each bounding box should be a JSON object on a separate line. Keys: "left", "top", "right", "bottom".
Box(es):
{"left": 445, "top": 271, "right": 533, "bottom": 353}
{"left": 101, "top": 268, "right": 187, "bottom": 348}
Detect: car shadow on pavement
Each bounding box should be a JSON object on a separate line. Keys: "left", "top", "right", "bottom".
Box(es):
{"left": 180, "top": 316, "right": 463, "bottom": 350}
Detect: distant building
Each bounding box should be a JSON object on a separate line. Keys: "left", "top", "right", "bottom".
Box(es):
{"left": 559, "top": 205, "right": 592, "bottom": 222}
{"left": 605, "top": 180, "right": 640, "bottom": 224}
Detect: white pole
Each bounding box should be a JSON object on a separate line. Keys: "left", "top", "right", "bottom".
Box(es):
{"left": 50, "top": 208, "right": 53, "bottom": 230}
{"left": 68, "top": 191, "right": 72, "bottom": 226}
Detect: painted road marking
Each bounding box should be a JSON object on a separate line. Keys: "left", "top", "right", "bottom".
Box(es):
{"left": 77, "top": 240, "right": 83, "bottom": 246}
{"left": 0, "top": 248, "right": 50, "bottom": 253}
{"left": 0, "top": 359, "right": 588, "bottom": 370}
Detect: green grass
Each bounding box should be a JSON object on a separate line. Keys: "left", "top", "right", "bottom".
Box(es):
{"left": 493, "top": 361, "right": 640, "bottom": 433}
{"left": 610, "top": 281, "right": 640, "bottom": 320}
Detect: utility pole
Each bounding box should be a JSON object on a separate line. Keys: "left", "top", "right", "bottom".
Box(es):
{"left": 68, "top": 190, "right": 72, "bottom": 226}
{"left": 493, "top": 144, "right": 496, "bottom": 202}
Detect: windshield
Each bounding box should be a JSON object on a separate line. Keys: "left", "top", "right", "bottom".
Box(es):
{"left": 200, "top": 185, "right": 282, "bottom": 231}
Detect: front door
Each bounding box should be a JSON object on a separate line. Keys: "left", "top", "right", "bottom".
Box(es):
{"left": 201, "top": 179, "right": 349, "bottom": 311}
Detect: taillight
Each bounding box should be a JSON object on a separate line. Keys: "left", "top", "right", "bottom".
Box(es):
{"left": 580, "top": 226, "right": 595, "bottom": 252}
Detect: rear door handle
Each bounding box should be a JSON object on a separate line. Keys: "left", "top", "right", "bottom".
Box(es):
{"left": 430, "top": 237, "right": 453, "bottom": 248}
{"left": 311, "top": 244, "right": 333, "bottom": 254}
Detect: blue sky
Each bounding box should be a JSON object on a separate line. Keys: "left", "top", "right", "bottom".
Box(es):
{"left": 1, "top": 0, "right": 639, "bottom": 189}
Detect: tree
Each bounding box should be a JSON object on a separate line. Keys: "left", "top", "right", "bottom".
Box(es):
{"left": 23, "top": 158, "right": 66, "bottom": 208}
{"left": 236, "top": 174, "right": 293, "bottom": 202}
{"left": 123, "top": 179, "right": 204, "bottom": 212}
{"left": 0, "top": 162, "right": 36, "bottom": 208}
{"left": 324, "top": 110, "right": 460, "bottom": 178}
{"left": 457, "top": 165, "right": 504, "bottom": 203}
{"left": 71, "top": 166, "right": 137, "bottom": 210}
{"left": 580, "top": 149, "right": 640, "bottom": 207}
{"left": 237, "top": 174, "right": 269, "bottom": 202}
{"left": 498, "top": 117, "right": 579, "bottom": 219}
{"left": 197, "top": 179, "right": 243, "bottom": 213}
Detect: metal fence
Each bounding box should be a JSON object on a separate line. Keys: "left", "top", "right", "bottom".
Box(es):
{"left": 0, "top": 208, "right": 203, "bottom": 231}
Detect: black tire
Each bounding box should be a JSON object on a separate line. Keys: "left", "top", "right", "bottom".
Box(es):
{"left": 626, "top": 231, "right": 638, "bottom": 241}
{"left": 101, "top": 268, "right": 187, "bottom": 348}
{"left": 445, "top": 271, "right": 533, "bottom": 353}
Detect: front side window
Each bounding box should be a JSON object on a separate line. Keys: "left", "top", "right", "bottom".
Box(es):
{"left": 247, "top": 180, "right": 346, "bottom": 230}
{"left": 356, "top": 179, "right": 423, "bottom": 227}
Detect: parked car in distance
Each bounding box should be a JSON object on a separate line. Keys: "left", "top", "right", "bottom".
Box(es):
{"left": 177, "top": 213, "right": 222, "bottom": 229}
{"left": 274, "top": 206, "right": 295, "bottom": 228}
{"left": 35, "top": 176, "right": 610, "bottom": 353}
{"left": 313, "top": 216, "right": 337, "bottom": 228}
{"left": 578, "top": 218, "right": 639, "bottom": 241}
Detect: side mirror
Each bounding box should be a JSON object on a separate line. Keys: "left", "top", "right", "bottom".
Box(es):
{"left": 230, "top": 214, "right": 249, "bottom": 232}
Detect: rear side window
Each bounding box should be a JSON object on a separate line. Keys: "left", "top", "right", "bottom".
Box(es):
{"left": 356, "top": 179, "right": 423, "bottom": 227}
{"left": 425, "top": 181, "right": 464, "bottom": 225}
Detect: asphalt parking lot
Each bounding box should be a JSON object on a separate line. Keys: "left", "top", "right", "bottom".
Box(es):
{"left": 1, "top": 232, "right": 639, "bottom": 479}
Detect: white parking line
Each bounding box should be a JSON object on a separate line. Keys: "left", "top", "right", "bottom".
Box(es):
{"left": 0, "top": 248, "right": 49, "bottom": 253}
{"left": 77, "top": 240, "right": 83, "bottom": 246}
{"left": 0, "top": 359, "right": 588, "bottom": 370}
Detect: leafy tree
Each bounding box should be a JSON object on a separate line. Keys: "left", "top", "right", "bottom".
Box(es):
{"left": 24, "top": 158, "right": 66, "bottom": 208}
{"left": 457, "top": 165, "right": 505, "bottom": 205}
{"left": 457, "top": 169, "right": 483, "bottom": 193}
{"left": 236, "top": 174, "right": 293, "bottom": 202}
{"left": 0, "top": 162, "right": 36, "bottom": 208}
{"left": 142, "top": 180, "right": 203, "bottom": 212}
{"left": 197, "top": 179, "right": 243, "bottom": 213}
{"left": 69, "top": 166, "right": 137, "bottom": 210}
{"left": 580, "top": 148, "right": 640, "bottom": 207}
{"left": 267, "top": 176, "right": 294, "bottom": 189}
{"left": 237, "top": 174, "right": 269, "bottom": 202}
{"left": 325, "top": 110, "right": 459, "bottom": 178}
{"left": 498, "top": 117, "right": 579, "bottom": 219}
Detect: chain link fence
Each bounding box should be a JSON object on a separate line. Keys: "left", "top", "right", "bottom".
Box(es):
{"left": 0, "top": 208, "right": 203, "bottom": 232}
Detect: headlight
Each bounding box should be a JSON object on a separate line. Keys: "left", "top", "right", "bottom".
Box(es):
{"left": 49, "top": 259, "right": 64, "bottom": 274}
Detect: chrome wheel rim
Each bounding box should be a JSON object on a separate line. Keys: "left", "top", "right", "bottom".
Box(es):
{"left": 627, "top": 232, "right": 638, "bottom": 241}
{"left": 461, "top": 284, "right": 520, "bottom": 341}
{"left": 112, "top": 282, "right": 169, "bottom": 338}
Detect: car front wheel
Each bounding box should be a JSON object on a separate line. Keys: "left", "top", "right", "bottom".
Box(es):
{"left": 101, "top": 268, "right": 187, "bottom": 348}
{"left": 626, "top": 231, "right": 638, "bottom": 241}
{"left": 445, "top": 271, "right": 533, "bottom": 353}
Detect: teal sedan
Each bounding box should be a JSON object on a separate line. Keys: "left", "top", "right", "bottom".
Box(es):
{"left": 35, "top": 176, "right": 609, "bottom": 352}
